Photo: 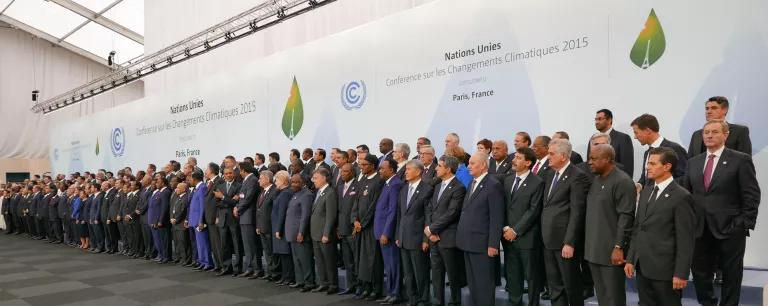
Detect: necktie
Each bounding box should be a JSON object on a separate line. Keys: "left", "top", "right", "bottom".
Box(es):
{"left": 258, "top": 190, "right": 266, "bottom": 206}
{"left": 314, "top": 190, "right": 322, "bottom": 203}
{"left": 646, "top": 186, "right": 659, "bottom": 212}
{"left": 533, "top": 161, "right": 541, "bottom": 175}
{"left": 407, "top": 185, "right": 415, "bottom": 208}
{"left": 511, "top": 176, "right": 521, "bottom": 195}
{"left": 548, "top": 172, "right": 560, "bottom": 197}
{"left": 703, "top": 154, "right": 716, "bottom": 190}
{"left": 437, "top": 182, "right": 447, "bottom": 200}
{"left": 343, "top": 182, "right": 350, "bottom": 196}
{"left": 469, "top": 179, "right": 478, "bottom": 198}
{"left": 226, "top": 182, "right": 231, "bottom": 193}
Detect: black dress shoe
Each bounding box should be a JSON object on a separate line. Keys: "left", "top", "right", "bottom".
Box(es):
{"left": 203, "top": 266, "right": 214, "bottom": 271}
{"left": 217, "top": 269, "right": 232, "bottom": 276}
{"left": 289, "top": 283, "right": 304, "bottom": 289}
{"left": 375, "top": 296, "right": 391, "bottom": 303}
{"left": 325, "top": 287, "right": 339, "bottom": 295}
{"left": 338, "top": 288, "right": 354, "bottom": 295}
{"left": 195, "top": 265, "right": 205, "bottom": 271}
{"left": 247, "top": 274, "right": 260, "bottom": 280}
{"left": 253, "top": 271, "right": 265, "bottom": 278}
{"left": 381, "top": 297, "right": 400, "bottom": 305}
{"left": 583, "top": 288, "right": 595, "bottom": 299}
{"left": 300, "top": 286, "right": 315, "bottom": 292}
{"left": 367, "top": 294, "right": 383, "bottom": 301}
{"left": 541, "top": 288, "right": 551, "bottom": 300}
{"left": 311, "top": 286, "right": 328, "bottom": 293}
{"left": 237, "top": 271, "right": 254, "bottom": 278}
{"left": 281, "top": 281, "right": 295, "bottom": 287}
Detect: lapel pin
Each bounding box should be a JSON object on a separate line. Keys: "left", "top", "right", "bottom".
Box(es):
{"left": 664, "top": 194, "right": 669, "bottom": 198}
{"left": 522, "top": 183, "right": 527, "bottom": 187}
{"left": 601, "top": 185, "right": 605, "bottom": 189}
{"left": 722, "top": 161, "right": 727, "bottom": 165}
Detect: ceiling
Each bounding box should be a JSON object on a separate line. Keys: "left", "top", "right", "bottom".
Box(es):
{"left": 0, "top": 0, "right": 144, "bottom": 65}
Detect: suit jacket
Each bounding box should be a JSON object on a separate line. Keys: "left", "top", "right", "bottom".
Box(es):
{"left": 310, "top": 185, "right": 338, "bottom": 241}
{"left": 102, "top": 188, "right": 118, "bottom": 222}
{"left": 148, "top": 187, "right": 171, "bottom": 226}
{"left": 682, "top": 148, "right": 760, "bottom": 238}
{"left": 456, "top": 174, "right": 505, "bottom": 253}
{"left": 123, "top": 192, "right": 140, "bottom": 223}
{"left": 9, "top": 194, "right": 20, "bottom": 216}
{"left": 570, "top": 151, "right": 584, "bottom": 164}
{"left": 203, "top": 176, "right": 222, "bottom": 225}
{"left": 588, "top": 129, "right": 635, "bottom": 177}
{"left": 351, "top": 174, "right": 384, "bottom": 230}
{"left": 627, "top": 181, "right": 695, "bottom": 281}
{"left": 489, "top": 155, "right": 513, "bottom": 182}
{"left": 136, "top": 187, "right": 153, "bottom": 224}
{"left": 1, "top": 196, "right": 10, "bottom": 215}
{"left": 426, "top": 177, "right": 466, "bottom": 248}
{"left": 396, "top": 180, "right": 433, "bottom": 250}
{"left": 189, "top": 183, "right": 207, "bottom": 228}
{"left": 374, "top": 176, "right": 403, "bottom": 240}
{"left": 171, "top": 192, "right": 190, "bottom": 230}
{"left": 688, "top": 123, "right": 752, "bottom": 158}
{"left": 541, "top": 164, "right": 589, "bottom": 250}
{"left": 91, "top": 193, "right": 104, "bottom": 222}
{"left": 421, "top": 162, "right": 439, "bottom": 185}
{"left": 584, "top": 168, "right": 636, "bottom": 265}
{"left": 236, "top": 173, "right": 261, "bottom": 225}
{"left": 57, "top": 194, "right": 69, "bottom": 219}
{"left": 532, "top": 158, "right": 551, "bottom": 177}
{"left": 502, "top": 173, "right": 544, "bottom": 250}
{"left": 39, "top": 193, "right": 52, "bottom": 218}
{"left": 216, "top": 180, "right": 241, "bottom": 227}
{"left": 285, "top": 188, "right": 312, "bottom": 242}
{"left": 272, "top": 188, "right": 293, "bottom": 254}
{"left": 256, "top": 185, "right": 279, "bottom": 233}
{"left": 108, "top": 190, "right": 123, "bottom": 222}
{"left": 336, "top": 179, "right": 358, "bottom": 236}
{"left": 267, "top": 162, "right": 287, "bottom": 175}
{"left": 638, "top": 138, "right": 688, "bottom": 186}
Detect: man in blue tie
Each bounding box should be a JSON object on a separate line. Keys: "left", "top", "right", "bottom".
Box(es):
{"left": 373, "top": 159, "right": 403, "bottom": 305}
{"left": 189, "top": 170, "right": 213, "bottom": 270}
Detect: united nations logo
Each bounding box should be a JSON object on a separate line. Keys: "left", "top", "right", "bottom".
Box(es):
{"left": 110, "top": 127, "right": 125, "bottom": 157}
{"left": 341, "top": 80, "right": 367, "bottom": 110}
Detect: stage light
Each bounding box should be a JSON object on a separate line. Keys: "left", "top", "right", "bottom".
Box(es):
{"left": 107, "top": 51, "right": 116, "bottom": 66}
{"left": 32, "top": 90, "right": 39, "bottom": 102}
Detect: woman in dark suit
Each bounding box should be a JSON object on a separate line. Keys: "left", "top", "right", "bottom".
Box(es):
{"left": 272, "top": 170, "right": 295, "bottom": 286}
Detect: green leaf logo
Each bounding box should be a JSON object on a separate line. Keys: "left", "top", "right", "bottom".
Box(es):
{"left": 281, "top": 76, "right": 304, "bottom": 140}
{"left": 630, "top": 9, "right": 666, "bottom": 69}
{"left": 95, "top": 138, "right": 100, "bottom": 155}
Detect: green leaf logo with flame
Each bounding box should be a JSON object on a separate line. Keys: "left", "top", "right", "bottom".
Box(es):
{"left": 630, "top": 9, "right": 666, "bottom": 69}
{"left": 281, "top": 76, "right": 304, "bottom": 140}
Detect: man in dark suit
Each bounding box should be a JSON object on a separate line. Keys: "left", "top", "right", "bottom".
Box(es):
{"left": 48, "top": 184, "right": 63, "bottom": 243}
{"left": 590, "top": 109, "right": 635, "bottom": 177}
{"left": 123, "top": 181, "right": 142, "bottom": 257}
{"left": 310, "top": 149, "right": 332, "bottom": 178}
{"left": 532, "top": 136, "right": 552, "bottom": 176}
{"left": 203, "top": 163, "right": 223, "bottom": 272}
{"left": 171, "top": 182, "right": 191, "bottom": 265}
{"left": 373, "top": 159, "right": 403, "bottom": 304}
{"left": 255, "top": 170, "right": 281, "bottom": 280}
{"left": 286, "top": 174, "right": 316, "bottom": 291}
{"left": 378, "top": 138, "right": 394, "bottom": 164}
{"left": 105, "top": 181, "right": 122, "bottom": 253}
{"left": 393, "top": 143, "right": 410, "bottom": 180}
{"left": 10, "top": 187, "right": 23, "bottom": 235}
{"left": 625, "top": 147, "right": 696, "bottom": 306}
{"left": 214, "top": 167, "right": 243, "bottom": 276}
{"left": 37, "top": 185, "right": 52, "bottom": 241}
{"left": 136, "top": 176, "right": 155, "bottom": 259}
{"left": 234, "top": 161, "right": 263, "bottom": 277}
{"left": 417, "top": 145, "right": 439, "bottom": 184}
{"left": 310, "top": 169, "right": 339, "bottom": 294}
{"left": 584, "top": 144, "right": 637, "bottom": 306}
{"left": 541, "top": 139, "right": 590, "bottom": 306}
{"left": 149, "top": 177, "right": 172, "bottom": 263}
{"left": 489, "top": 140, "right": 514, "bottom": 181}
{"left": 330, "top": 151, "right": 350, "bottom": 188}
{"left": 456, "top": 152, "right": 505, "bottom": 306}
{"left": 553, "top": 131, "right": 584, "bottom": 165}
{"left": 396, "top": 160, "right": 434, "bottom": 306}
{"left": 631, "top": 114, "right": 688, "bottom": 186}
{"left": 502, "top": 147, "right": 545, "bottom": 306}
{"left": 425, "top": 155, "right": 467, "bottom": 306}
{"left": 682, "top": 120, "right": 760, "bottom": 306}
{"left": 336, "top": 163, "right": 359, "bottom": 295}
{"left": 90, "top": 183, "right": 106, "bottom": 252}
{"left": 301, "top": 148, "right": 316, "bottom": 178}
{"left": 351, "top": 154, "right": 385, "bottom": 301}
{"left": 2, "top": 189, "right": 13, "bottom": 234}
{"left": 688, "top": 96, "right": 752, "bottom": 157}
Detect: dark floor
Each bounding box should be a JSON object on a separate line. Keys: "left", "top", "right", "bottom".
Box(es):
{"left": 0, "top": 233, "right": 763, "bottom": 306}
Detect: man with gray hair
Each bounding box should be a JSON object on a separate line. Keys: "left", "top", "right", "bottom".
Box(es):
{"left": 418, "top": 145, "right": 438, "bottom": 183}
{"left": 445, "top": 132, "right": 471, "bottom": 165}
{"left": 585, "top": 144, "right": 636, "bottom": 305}
{"left": 393, "top": 143, "right": 411, "bottom": 180}
{"left": 396, "top": 160, "right": 433, "bottom": 306}
{"left": 541, "top": 138, "right": 590, "bottom": 306}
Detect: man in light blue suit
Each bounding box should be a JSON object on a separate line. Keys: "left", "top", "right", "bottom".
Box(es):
{"left": 189, "top": 171, "right": 213, "bottom": 270}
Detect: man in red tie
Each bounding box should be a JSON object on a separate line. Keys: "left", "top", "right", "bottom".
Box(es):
{"left": 682, "top": 120, "right": 761, "bottom": 306}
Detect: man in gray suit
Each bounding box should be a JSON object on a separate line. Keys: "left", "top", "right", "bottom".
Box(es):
{"left": 255, "top": 170, "right": 280, "bottom": 280}
{"left": 541, "top": 139, "right": 590, "bottom": 306}
{"left": 584, "top": 144, "right": 636, "bottom": 306}
{"left": 625, "top": 147, "right": 696, "bottom": 306}
{"left": 286, "top": 174, "right": 316, "bottom": 291}
{"left": 171, "top": 183, "right": 191, "bottom": 265}
{"left": 396, "top": 160, "right": 433, "bottom": 306}
{"left": 425, "top": 155, "right": 466, "bottom": 306}
{"left": 310, "top": 169, "right": 339, "bottom": 294}
{"left": 502, "top": 147, "right": 545, "bottom": 306}
{"left": 214, "top": 167, "right": 242, "bottom": 276}
{"left": 235, "top": 162, "right": 263, "bottom": 277}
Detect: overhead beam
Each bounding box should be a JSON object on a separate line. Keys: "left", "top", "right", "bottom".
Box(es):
{"left": 48, "top": 0, "right": 144, "bottom": 45}
{"left": 0, "top": 14, "right": 109, "bottom": 66}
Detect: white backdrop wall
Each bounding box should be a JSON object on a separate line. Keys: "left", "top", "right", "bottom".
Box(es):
{"left": 0, "top": 22, "right": 145, "bottom": 159}
{"left": 50, "top": 0, "right": 768, "bottom": 267}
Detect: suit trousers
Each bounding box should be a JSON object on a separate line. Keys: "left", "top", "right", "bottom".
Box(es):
{"left": 691, "top": 224, "right": 746, "bottom": 306}
{"left": 261, "top": 233, "right": 281, "bottom": 277}
{"left": 194, "top": 228, "right": 213, "bottom": 267}
{"left": 381, "top": 242, "right": 400, "bottom": 297}
{"left": 240, "top": 224, "right": 258, "bottom": 272}
{"left": 208, "top": 225, "right": 222, "bottom": 269}
{"left": 503, "top": 243, "right": 543, "bottom": 306}
{"left": 291, "top": 241, "right": 316, "bottom": 287}
{"left": 3, "top": 213, "right": 14, "bottom": 233}
{"left": 152, "top": 226, "right": 170, "bottom": 261}
{"left": 588, "top": 262, "right": 626, "bottom": 306}
{"left": 220, "top": 223, "right": 243, "bottom": 272}
{"left": 543, "top": 249, "right": 584, "bottom": 306}
{"left": 636, "top": 263, "right": 681, "bottom": 306}
{"left": 401, "top": 248, "right": 430, "bottom": 305}
{"left": 141, "top": 222, "right": 155, "bottom": 258}
{"left": 340, "top": 235, "right": 358, "bottom": 290}
{"left": 464, "top": 251, "right": 498, "bottom": 306}
{"left": 430, "top": 243, "right": 465, "bottom": 306}
{"left": 172, "top": 227, "right": 191, "bottom": 263}
{"left": 313, "top": 240, "right": 339, "bottom": 288}
{"left": 49, "top": 219, "right": 62, "bottom": 241}
{"left": 91, "top": 223, "right": 105, "bottom": 250}
{"left": 37, "top": 217, "right": 48, "bottom": 238}
{"left": 105, "top": 221, "right": 118, "bottom": 251}
{"left": 278, "top": 253, "right": 295, "bottom": 282}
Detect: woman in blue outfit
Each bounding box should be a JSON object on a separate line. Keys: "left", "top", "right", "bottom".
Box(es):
{"left": 271, "top": 170, "right": 296, "bottom": 286}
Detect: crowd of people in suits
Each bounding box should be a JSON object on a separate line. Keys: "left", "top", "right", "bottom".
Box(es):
{"left": 0, "top": 96, "right": 760, "bottom": 306}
